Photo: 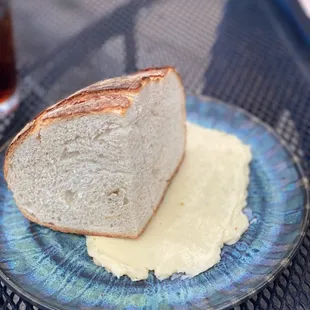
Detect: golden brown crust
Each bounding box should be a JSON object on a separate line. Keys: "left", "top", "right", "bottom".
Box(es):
{"left": 42, "top": 66, "right": 173, "bottom": 119}
{"left": 17, "top": 150, "right": 186, "bottom": 239}
{"left": 4, "top": 66, "right": 181, "bottom": 181}
{"left": 42, "top": 93, "right": 132, "bottom": 121}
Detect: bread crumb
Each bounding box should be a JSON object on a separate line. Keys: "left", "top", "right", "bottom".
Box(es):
{"left": 180, "top": 202, "right": 184, "bottom": 206}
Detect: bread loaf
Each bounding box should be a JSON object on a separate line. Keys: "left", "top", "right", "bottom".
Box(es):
{"left": 4, "top": 67, "right": 186, "bottom": 238}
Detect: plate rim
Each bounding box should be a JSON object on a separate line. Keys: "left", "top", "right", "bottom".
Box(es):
{"left": 0, "top": 94, "right": 308, "bottom": 310}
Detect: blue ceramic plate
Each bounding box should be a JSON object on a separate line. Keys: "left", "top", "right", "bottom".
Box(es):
{"left": 0, "top": 96, "right": 308, "bottom": 310}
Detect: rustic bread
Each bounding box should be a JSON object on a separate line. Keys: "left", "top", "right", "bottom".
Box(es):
{"left": 4, "top": 67, "right": 186, "bottom": 238}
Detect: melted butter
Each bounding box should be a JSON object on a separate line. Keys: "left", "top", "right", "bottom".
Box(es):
{"left": 86, "top": 123, "right": 252, "bottom": 281}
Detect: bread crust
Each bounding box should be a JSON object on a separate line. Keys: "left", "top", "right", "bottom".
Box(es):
{"left": 17, "top": 151, "right": 185, "bottom": 239}
{"left": 4, "top": 66, "right": 186, "bottom": 238}
{"left": 4, "top": 66, "right": 182, "bottom": 180}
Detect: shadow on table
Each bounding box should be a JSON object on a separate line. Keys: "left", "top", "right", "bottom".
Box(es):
{"left": 201, "top": 0, "right": 310, "bottom": 170}
{"left": 22, "top": 0, "right": 158, "bottom": 85}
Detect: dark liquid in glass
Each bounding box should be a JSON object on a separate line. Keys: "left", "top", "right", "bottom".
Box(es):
{"left": 0, "top": 8, "right": 17, "bottom": 104}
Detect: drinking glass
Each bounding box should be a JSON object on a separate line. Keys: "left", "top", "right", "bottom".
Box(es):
{"left": 0, "top": 0, "right": 18, "bottom": 115}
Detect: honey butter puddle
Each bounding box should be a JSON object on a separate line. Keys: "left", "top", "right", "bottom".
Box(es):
{"left": 86, "top": 122, "right": 252, "bottom": 281}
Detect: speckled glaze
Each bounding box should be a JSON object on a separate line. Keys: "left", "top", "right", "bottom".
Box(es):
{"left": 0, "top": 96, "right": 308, "bottom": 310}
